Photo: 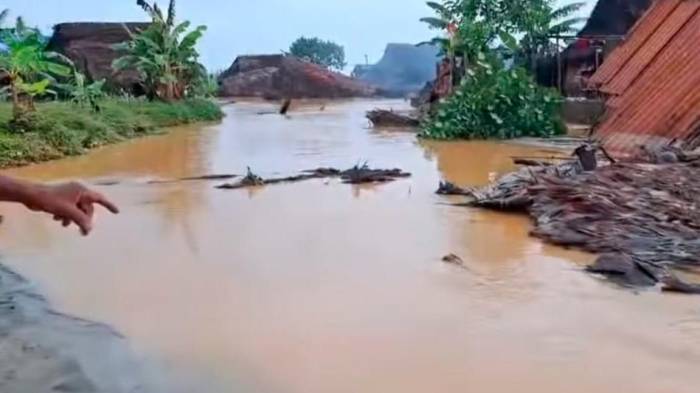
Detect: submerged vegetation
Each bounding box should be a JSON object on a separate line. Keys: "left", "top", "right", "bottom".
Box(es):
{"left": 419, "top": 0, "right": 583, "bottom": 140}
{"left": 0, "top": 1, "right": 222, "bottom": 167}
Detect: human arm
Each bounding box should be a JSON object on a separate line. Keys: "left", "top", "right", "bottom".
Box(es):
{"left": 0, "top": 175, "right": 119, "bottom": 235}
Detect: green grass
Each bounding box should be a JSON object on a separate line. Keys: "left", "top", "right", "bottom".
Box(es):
{"left": 0, "top": 98, "right": 224, "bottom": 168}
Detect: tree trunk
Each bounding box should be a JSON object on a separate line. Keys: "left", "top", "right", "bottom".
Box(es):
{"left": 166, "top": 82, "right": 175, "bottom": 101}
{"left": 10, "top": 81, "right": 22, "bottom": 120}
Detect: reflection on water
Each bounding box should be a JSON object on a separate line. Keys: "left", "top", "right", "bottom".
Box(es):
{"left": 0, "top": 99, "right": 699, "bottom": 393}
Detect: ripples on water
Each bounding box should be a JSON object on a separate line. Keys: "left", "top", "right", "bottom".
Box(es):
{"left": 0, "top": 99, "right": 698, "bottom": 393}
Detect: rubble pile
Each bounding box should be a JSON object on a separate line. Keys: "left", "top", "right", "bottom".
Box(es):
{"left": 439, "top": 147, "right": 700, "bottom": 292}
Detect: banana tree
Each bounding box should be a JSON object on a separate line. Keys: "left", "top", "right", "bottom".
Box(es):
{"left": 418, "top": 1, "right": 461, "bottom": 56}
{"left": 518, "top": 1, "right": 587, "bottom": 70}
{"left": 0, "top": 15, "right": 71, "bottom": 121}
{"left": 58, "top": 69, "right": 106, "bottom": 111}
{"left": 113, "top": 0, "right": 207, "bottom": 101}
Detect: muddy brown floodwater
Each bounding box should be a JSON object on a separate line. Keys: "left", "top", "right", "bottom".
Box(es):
{"left": 1, "top": 99, "right": 699, "bottom": 393}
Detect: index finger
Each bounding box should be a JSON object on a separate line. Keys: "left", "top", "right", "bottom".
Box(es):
{"left": 86, "top": 190, "right": 120, "bottom": 214}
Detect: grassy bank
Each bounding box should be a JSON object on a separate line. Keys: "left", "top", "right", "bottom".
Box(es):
{"left": 0, "top": 98, "right": 224, "bottom": 168}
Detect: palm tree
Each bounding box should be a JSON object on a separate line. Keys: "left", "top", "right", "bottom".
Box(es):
{"left": 0, "top": 15, "right": 71, "bottom": 122}
{"left": 113, "top": 0, "right": 207, "bottom": 101}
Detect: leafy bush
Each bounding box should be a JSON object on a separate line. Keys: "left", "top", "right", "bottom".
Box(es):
{"left": 421, "top": 58, "right": 565, "bottom": 140}
{"left": 188, "top": 71, "right": 220, "bottom": 98}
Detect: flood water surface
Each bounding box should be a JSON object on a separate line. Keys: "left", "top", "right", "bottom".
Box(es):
{"left": 1, "top": 100, "right": 699, "bottom": 393}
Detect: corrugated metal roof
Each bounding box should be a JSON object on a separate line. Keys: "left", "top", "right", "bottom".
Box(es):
{"left": 589, "top": 0, "right": 681, "bottom": 88}
{"left": 592, "top": 0, "right": 700, "bottom": 155}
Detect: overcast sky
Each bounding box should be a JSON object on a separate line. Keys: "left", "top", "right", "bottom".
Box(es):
{"left": 2, "top": 0, "right": 597, "bottom": 71}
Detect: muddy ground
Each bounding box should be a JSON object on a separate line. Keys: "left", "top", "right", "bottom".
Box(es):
{"left": 0, "top": 263, "right": 151, "bottom": 393}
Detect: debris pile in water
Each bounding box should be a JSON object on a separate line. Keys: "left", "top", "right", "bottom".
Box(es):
{"left": 436, "top": 181, "right": 471, "bottom": 196}
{"left": 217, "top": 164, "right": 410, "bottom": 190}
{"left": 340, "top": 165, "right": 410, "bottom": 184}
{"left": 366, "top": 109, "right": 420, "bottom": 128}
{"left": 441, "top": 160, "right": 583, "bottom": 210}
{"left": 438, "top": 146, "right": 700, "bottom": 292}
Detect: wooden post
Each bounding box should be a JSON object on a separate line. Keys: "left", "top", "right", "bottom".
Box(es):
{"left": 557, "top": 36, "right": 563, "bottom": 95}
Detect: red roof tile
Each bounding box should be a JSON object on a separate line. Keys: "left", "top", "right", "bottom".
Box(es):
{"left": 591, "top": 0, "right": 700, "bottom": 155}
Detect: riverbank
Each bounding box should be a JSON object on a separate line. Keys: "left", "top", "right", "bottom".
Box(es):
{"left": 0, "top": 98, "right": 224, "bottom": 168}
{"left": 0, "top": 262, "right": 155, "bottom": 392}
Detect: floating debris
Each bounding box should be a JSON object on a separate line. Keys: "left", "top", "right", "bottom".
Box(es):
{"left": 92, "top": 179, "right": 122, "bottom": 186}
{"left": 280, "top": 98, "right": 292, "bottom": 115}
{"left": 217, "top": 164, "right": 411, "bottom": 190}
{"left": 512, "top": 158, "right": 555, "bottom": 167}
{"left": 436, "top": 181, "right": 471, "bottom": 196}
{"left": 179, "top": 174, "right": 239, "bottom": 181}
{"left": 441, "top": 254, "right": 471, "bottom": 271}
{"left": 442, "top": 254, "right": 464, "bottom": 266}
{"left": 238, "top": 167, "right": 265, "bottom": 187}
{"left": 366, "top": 109, "right": 420, "bottom": 128}
{"left": 340, "top": 164, "right": 410, "bottom": 184}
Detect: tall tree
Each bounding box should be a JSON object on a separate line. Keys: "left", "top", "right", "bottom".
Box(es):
{"left": 113, "top": 0, "right": 207, "bottom": 101}
{"left": 289, "top": 37, "right": 347, "bottom": 71}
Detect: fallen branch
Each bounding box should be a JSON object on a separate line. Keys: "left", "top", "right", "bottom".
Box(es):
{"left": 340, "top": 166, "right": 410, "bottom": 184}
{"left": 216, "top": 164, "right": 411, "bottom": 190}
{"left": 179, "top": 174, "right": 239, "bottom": 181}
{"left": 148, "top": 174, "right": 239, "bottom": 184}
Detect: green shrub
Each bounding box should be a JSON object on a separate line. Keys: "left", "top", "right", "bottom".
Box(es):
{"left": 0, "top": 132, "right": 59, "bottom": 167}
{"left": 421, "top": 59, "right": 566, "bottom": 140}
